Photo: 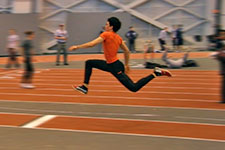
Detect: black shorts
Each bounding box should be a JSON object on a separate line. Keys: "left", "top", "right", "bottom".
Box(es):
{"left": 177, "top": 38, "right": 183, "bottom": 45}
{"left": 159, "top": 39, "right": 166, "bottom": 45}
{"left": 24, "top": 59, "right": 34, "bottom": 73}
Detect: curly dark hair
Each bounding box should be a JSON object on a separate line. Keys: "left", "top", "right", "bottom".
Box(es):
{"left": 107, "top": 17, "right": 121, "bottom": 32}
{"left": 24, "top": 31, "right": 34, "bottom": 35}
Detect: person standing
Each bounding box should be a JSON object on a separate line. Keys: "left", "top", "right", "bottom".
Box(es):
{"left": 125, "top": 26, "right": 138, "bottom": 53}
{"left": 55, "top": 24, "right": 69, "bottom": 66}
{"left": 215, "top": 30, "right": 225, "bottom": 103}
{"left": 176, "top": 25, "right": 184, "bottom": 52}
{"left": 6, "top": 29, "right": 20, "bottom": 69}
{"left": 217, "top": 50, "right": 225, "bottom": 103}
{"left": 158, "top": 27, "right": 168, "bottom": 51}
{"left": 69, "top": 17, "right": 172, "bottom": 94}
{"left": 143, "top": 40, "right": 155, "bottom": 65}
{"left": 20, "top": 31, "right": 35, "bottom": 89}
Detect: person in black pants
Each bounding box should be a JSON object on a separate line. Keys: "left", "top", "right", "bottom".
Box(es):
{"left": 215, "top": 30, "right": 225, "bottom": 103}
{"left": 216, "top": 50, "right": 225, "bottom": 103}
{"left": 158, "top": 27, "right": 168, "bottom": 51}
{"left": 125, "top": 26, "right": 138, "bottom": 53}
{"left": 176, "top": 25, "right": 184, "bottom": 52}
{"left": 55, "top": 24, "right": 69, "bottom": 66}
{"left": 6, "top": 29, "right": 20, "bottom": 69}
{"left": 69, "top": 17, "right": 172, "bottom": 94}
{"left": 20, "top": 31, "right": 35, "bottom": 89}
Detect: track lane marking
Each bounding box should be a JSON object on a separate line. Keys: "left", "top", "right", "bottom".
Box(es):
{"left": 0, "top": 99, "right": 224, "bottom": 111}
{"left": 37, "top": 115, "right": 225, "bottom": 141}
{"left": 0, "top": 92, "right": 219, "bottom": 102}
{"left": 0, "top": 112, "right": 224, "bottom": 142}
{"left": 22, "top": 115, "right": 57, "bottom": 128}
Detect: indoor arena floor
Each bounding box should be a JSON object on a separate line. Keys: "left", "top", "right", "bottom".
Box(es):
{"left": 0, "top": 52, "right": 224, "bottom": 150}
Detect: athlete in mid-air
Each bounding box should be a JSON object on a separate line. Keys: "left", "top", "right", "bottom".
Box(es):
{"left": 69, "top": 17, "right": 172, "bottom": 94}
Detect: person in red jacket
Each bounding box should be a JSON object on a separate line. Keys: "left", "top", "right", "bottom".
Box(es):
{"left": 69, "top": 17, "right": 172, "bottom": 94}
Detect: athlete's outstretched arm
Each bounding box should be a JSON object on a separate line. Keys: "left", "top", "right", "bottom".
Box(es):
{"left": 69, "top": 37, "right": 103, "bottom": 51}
{"left": 120, "top": 41, "right": 130, "bottom": 73}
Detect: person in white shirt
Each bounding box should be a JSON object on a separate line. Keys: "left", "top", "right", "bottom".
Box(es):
{"left": 143, "top": 40, "right": 155, "bottom": 65}
{"left": 162, "top": 49, "right": 189, "bottom": 68}
{"left": 55, "top": 24, "right": 69, "bottom": 66}
{"left": 6, "top": 29, "right": 20, "bottom": 69}
{"left": 158, "top": 27, "right": 168, "bottom": 51}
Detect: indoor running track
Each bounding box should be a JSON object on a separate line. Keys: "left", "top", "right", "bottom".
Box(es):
{"left": 0, "top": 68, "right": 224, "bottom": 150}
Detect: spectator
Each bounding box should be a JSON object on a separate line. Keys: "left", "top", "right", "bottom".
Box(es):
{"left": 215, "top": 30, "right": 225, "bottom": 103}
{"left": 143, "top": 40, "right": 155, "bottom": 64}
{"left": 5, "top": 29, "right": 20, "bottom": 69}
{"left": 125, "top": 26, "right": 138, "bottom": 53}
{"left": 20, "top": 31, "right": 35, "bottom": 89}
{"left": 55, "top": 24, "right": 69, "bottom": 66}
{"left": 158, "top": 27, "right": 168, "bottom": 51}
{"left": 176, "top": 25, "right": 184, "bottom": 52}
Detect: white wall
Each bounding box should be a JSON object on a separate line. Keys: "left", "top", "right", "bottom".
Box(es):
{"left": 206, "top": 0, "right": 216, "bottom": 35}
{"left": 13, "top": 0, "right": 31, "bottom": 13}
{"left": 222, "top": 0, "right": 225, "bottom": 29}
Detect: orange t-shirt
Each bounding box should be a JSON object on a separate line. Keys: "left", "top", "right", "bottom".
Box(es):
{"left": 100, "top": 31, "right": 122, "bottom": 64}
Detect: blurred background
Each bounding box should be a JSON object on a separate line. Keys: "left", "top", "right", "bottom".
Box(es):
{"left": 0, "top": 0, "right": 224, "bottom": 55}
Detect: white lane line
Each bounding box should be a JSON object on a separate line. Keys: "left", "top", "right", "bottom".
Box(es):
{"left": 22, "top": 115, "right": 57, "bottom": 128}
{"left": 0, "top": 87, "right": 219, "bottom": 96}
{"left": 175, "top": 116, "right": 225, "bottom": 122}
{"left": 89, "top": 90, "right": 219, "bottom": 96}
{"left": 0, "top": 79, "right": 220, "bottom": 85}
{"left": 0, "top": 76, "right": 15, "bottom": 79}
{"left": 77, "top": 112, "right": 158, "bottom": 117}
{"left": 0, "top": 92, "right": 218, "bottom": 102}
{"left": 56, "top": 114, "right": 225, "bottom": 127}
{"left": 0, "top": 69, "right": 45, "bottom": 79}
{"left": 0, "top": 70, "right": 19, "bottom": 79}
{"left": 0, "top": 110, "right": 224, "bottom": 128}
{"left": 36, "top": 127, "right": 225, "bottom": 143}
{"left": 0, "top": 109, "right": 224, "bottom": 126}
{"left": 0, "top": 120, "right": 224, "bottom": 143}
{"left": 0, "top": 106, "right": 73, "bottom": 114}
{"left": 32, "top": 69, "right": 219, "bottom": 74}
{"left": 0, "top": 70, "right": 18, "bottom": 75}
{"left": 0, "top": 111, "right": 224, "bottom": 128}
{"left": 0, "top": 82, "right": 220, "bottom": 90}
{"left": 36, "top": 75, "right": 220, "bottom": 79}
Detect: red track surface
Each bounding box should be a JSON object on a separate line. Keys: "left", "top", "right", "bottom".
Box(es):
{"left": 0, "top": 68, "right": 224, "bottom": 142}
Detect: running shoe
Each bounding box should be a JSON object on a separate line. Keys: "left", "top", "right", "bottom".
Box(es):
{"left": 72, "top": 85, "right": 88, "bottom": 94}
{"left": 20, "top": 83, "right": 35, "bottom": 89}
{"left": 154, "top": 67, "right": 172, "bottom": 77}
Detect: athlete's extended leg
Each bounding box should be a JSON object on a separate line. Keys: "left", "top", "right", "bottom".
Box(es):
{"left": 73, "top": 59, "right": 111, "bottom": 94}
{"left": 73, "top": 60, "right": 172, "bottom": 94}
{"left": 83, "top": 59, "right": 110, "bottom": 84}
{"left": 110, "top": 60, "right": 172, "bottom": 92}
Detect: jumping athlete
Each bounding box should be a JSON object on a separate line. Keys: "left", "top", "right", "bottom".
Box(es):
{"left": 69, "top": 17, "right": 172, "bottom": 94}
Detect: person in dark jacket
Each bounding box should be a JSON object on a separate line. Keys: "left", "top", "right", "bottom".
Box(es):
{"left": 20, "top": 31, "right": 35, "bottom": 89}
{"left": 176, "top": 25, "right": 184, "bottom": 52}
{"left": 125, "top": 26, "right": 138, "bottom": 53}
{"left": 215, "top": 30, "right": 225, "bottom": 103}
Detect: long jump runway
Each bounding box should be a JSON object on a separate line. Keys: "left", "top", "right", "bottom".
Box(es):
{"left": 0, "top": 68, "right": 224, "bottom": 150}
